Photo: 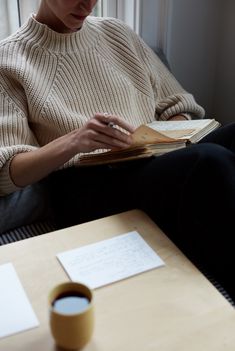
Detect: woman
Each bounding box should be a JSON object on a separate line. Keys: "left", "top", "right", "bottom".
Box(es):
{"left": 0, "top": 0, "right": 235, "bottom": 299}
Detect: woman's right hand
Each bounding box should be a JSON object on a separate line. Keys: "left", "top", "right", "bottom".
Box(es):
{"left": 70, "top": 113, "right": 135, "bottom": 153}
{"left": 9, "top": 113, "right": 135, "bottom": 188}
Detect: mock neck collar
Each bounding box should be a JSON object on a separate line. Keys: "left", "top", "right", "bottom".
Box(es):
{"left": 19, "top": 14, "right": 99, "bottom": 53}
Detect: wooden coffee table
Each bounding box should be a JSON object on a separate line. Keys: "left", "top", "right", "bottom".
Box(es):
{"left": 0, "top": 209, "right": 234, "bottom": 350}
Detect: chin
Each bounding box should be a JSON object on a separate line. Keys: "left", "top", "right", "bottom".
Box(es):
{"left": 70, "top": 20, "right": 84, "bottom": 31}
{"left": 63, "top": 22, "right": 83, "bottom": 33}
{"left": 71, "top": 27, "right": 81, "bottom": 32}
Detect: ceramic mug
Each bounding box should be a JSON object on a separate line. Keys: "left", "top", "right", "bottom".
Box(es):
{"left": 49, "top": 281, "right": 94, "bottom": 350}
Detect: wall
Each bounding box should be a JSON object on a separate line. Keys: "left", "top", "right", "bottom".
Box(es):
{"left": 165, "top": 0, "right": 221, "bottom": 120}
{"left": 140, "top": 0, "right": 161, "bottom": 49}
{"left": 0, "top": 0, "right": 19, "bottom": 40}
{"left": 213, "top": 0, "right": 235, "bottom": 124}
{"left": 141, "top": 0, "right": 234, "bottom": 124}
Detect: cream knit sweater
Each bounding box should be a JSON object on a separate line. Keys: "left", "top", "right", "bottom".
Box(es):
{"left": 0, "top": 15, "right": 205, "bottom": 195}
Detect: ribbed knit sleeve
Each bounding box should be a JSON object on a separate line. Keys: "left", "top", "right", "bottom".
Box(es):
{"left": 0, "top": 83, "right": 39, "bottom": 195}
{"left": 121, "top": 23, "right": 205, "bottom": 120}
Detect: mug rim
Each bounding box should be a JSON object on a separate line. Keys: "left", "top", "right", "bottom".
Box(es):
{"left": 49, "top": 281, "right": 93, "bottom": 316}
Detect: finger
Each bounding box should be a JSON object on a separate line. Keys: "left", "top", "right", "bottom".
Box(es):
{"left": 95, "top": 113, "right": 135, "bottom": 134}
{"left": 90, "top": 130, "right": 132, "bottom": 149}
{"left": 80, "top": 128, "right": 131, "bottom": 151}
{"left": 88, "top": 139, "right": 130, "bottom": 151}
{"left": 94, "top": 123, "right": 133, "bottom": 145}
{"left": 110, "top": 126, "right": 133, "bottom": 145}
{"left": 87, "top": 114, "right": 133, "bottom": 144}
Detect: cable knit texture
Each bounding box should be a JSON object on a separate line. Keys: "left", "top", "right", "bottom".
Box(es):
{"left": 0, "top": 15, "right": 205, "bottom": 195}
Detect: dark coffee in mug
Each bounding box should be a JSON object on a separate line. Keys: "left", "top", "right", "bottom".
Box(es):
{"left": 52, "top": 291, "right": 90, "bottom": 315}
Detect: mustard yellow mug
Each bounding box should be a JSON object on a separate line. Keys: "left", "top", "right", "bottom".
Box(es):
{"left": 49, "top": 282, "right": 94, "bottom": 350}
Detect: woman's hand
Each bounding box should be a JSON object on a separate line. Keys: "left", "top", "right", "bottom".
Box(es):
{"left": 9, "top": 113, "right": 135, "bottom": 188}
{"left": 70, "top": 113, "right": 135, "bottom": 153}
{"left": 167, "top": 114, "right": 189, "bottom": 121}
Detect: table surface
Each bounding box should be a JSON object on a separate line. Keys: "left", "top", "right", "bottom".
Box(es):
{"left": 0, "top": 209, "right": 234, "bottom": 351}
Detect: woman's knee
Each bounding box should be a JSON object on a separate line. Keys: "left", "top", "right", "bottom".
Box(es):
{"left": 190, "top": 142, "right": 234, "bottom": 169}
{"left": 200, "top": 122, "right": 235, "bottom": 151}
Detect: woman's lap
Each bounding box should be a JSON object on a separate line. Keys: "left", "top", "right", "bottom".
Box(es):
{"left": 199, "top": 122, "right": 235, "bottom": 152}
{"left": 49, "top": 142, "right": 235, "bottom": 234}
{"left": 138, "top": 143, "right": 235, "bottom": 289}
{"left": 48, "top": 137, "right": 235, "bottom": 298}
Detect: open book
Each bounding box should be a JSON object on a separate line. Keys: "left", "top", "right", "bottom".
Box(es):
{"left": 78, "top": 119, "right": 220, "bottom": 166}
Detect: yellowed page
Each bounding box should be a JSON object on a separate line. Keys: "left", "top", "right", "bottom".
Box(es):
{"left": 132, "top": 125, "right": 177, "bottom": 145}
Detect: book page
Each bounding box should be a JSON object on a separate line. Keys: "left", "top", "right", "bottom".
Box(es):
{"left": 0, "top": 263, "right": 39, "bottom": 339}
{"left": 57, "top": 231, "right": 165, "bottom": 289}
{"left": 157, "top": 129, "right": 195, "bottom": 139}
{"left": 147, "top": 119, "right": 216, "bottom": 140}
{"left": 132, "top": 125, "right": 177, "bottom": 145}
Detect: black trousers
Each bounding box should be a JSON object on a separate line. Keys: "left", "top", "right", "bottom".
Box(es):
{"left": 49, "top": 123, "right": 235, "bottom": 299}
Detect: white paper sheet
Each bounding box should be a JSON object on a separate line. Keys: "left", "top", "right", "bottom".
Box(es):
{"left": 0, "top": 263, "right": 39, "bottom": 339}
{"left": 57, "top": 231, "right": 165, "bottom": 289}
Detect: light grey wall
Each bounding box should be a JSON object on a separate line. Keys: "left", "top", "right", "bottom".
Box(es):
{"left": 165, "top": 0, "right": 221, "bottom": 120}
{"left": 140, "top": 0, "right": 161, "bottom": 49}
{"left": 213, "top": 0, "right": 235, "bottom": 124}
{"left": 0, "top": 0, "right": 19, "bottom": 40}
{"left": 141, "top": 0, "right": 234, "bottom": 124}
